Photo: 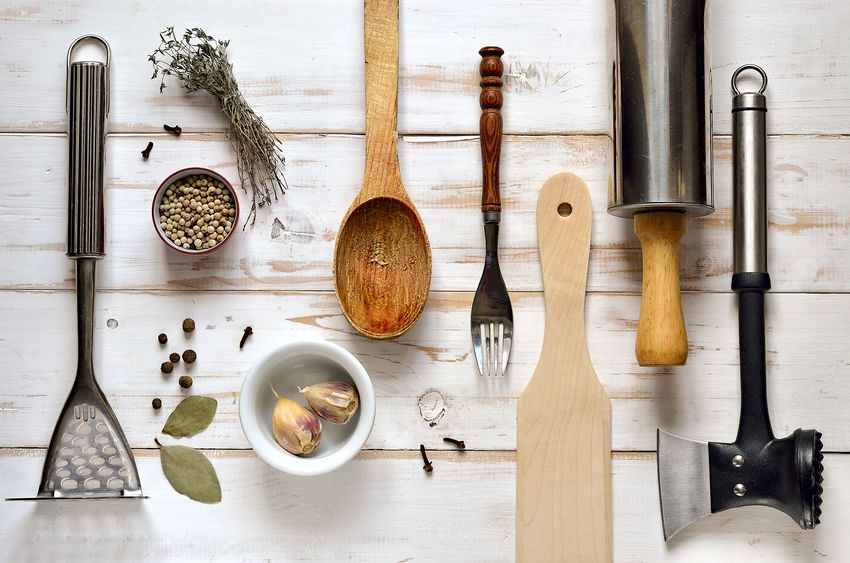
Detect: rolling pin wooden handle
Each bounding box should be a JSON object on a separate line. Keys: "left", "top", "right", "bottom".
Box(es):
{"left": 479, "top": 46, "right": 504, "bottom": 213}
{"left": 634, "top": 211, "right": 688, "bottom": 366}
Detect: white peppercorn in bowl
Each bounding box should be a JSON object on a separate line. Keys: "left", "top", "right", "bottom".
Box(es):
{"left": 152, "top": 167, "right": 240, "bottom": 254}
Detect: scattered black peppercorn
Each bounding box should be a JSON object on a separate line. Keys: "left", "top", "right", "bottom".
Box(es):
{"left": 152, "top": 398, "right": 162, "bottom": 410}
{"left": 182, "top": 318, "right": 195, "bottom": 333}
{"left": 158, "top": 333, "right": 168, "bottom": 344}
{"left": 163, "top": 123, "right": 182, "bottom": 135}
{"left": 141, "top": 141, "right": 154, "bottom": 160}
{"left": 160, "top": 361, "right": 173, "bottom": 374}
{"left": 179, "top": 375, "right": 193, "bottom": 389}
{"left": 182, "top": 349, "right": 197, "bottom": 364}
{"left": 443, "top": 437, "right": 466, "bottom": 449}
{"left": 169, "top": 352, "right": 180, "bottom": 364}
{"left": 239, "top": 326, "right": 253, "bottom": 349}
{"left": 420, "top": 444, "right": 433, "bottom": 472}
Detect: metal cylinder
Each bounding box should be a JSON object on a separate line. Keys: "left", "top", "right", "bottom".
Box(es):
{"left": 732, "top": 65, "right": 768, "bottom": 274}
{"left": 67, "top": 36, "right": 110, "bottom": 258}
{"left": 609, "top": 0, "right": 714, "bottom": 218}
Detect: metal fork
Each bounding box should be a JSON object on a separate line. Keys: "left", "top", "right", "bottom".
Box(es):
{"left": 471, "top": 46, "right": 513, "bottom": 376}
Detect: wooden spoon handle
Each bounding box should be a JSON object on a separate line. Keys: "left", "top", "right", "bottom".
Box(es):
{"left": 479, "top": 46, "right": 504, "bottom": 212}
{"left": 363, "top": 0, "right": 402, "bottom": 194}
{"left": 634, "top": 211, "right": 688, "bottom": 366}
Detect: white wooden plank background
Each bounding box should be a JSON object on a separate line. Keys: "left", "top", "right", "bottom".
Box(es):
{"left": 2, "top": 0, "right": 849, "bottom": 561}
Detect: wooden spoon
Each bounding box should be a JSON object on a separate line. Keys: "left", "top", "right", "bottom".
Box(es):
{"left": 333, "top": 0, "right": 432, "bottom": 340}
{"left": 517, "top": 173, "right": 611, "bottom": 561}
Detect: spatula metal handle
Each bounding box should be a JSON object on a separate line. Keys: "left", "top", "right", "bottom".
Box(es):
{"left": 67, "top": 36, "right": 110, "bottom": 259}
{"left": 479, "top": 46, "right": 503, "bottom": 213}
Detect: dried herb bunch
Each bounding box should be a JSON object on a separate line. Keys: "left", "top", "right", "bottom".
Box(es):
{"left": 149, "top": 27, "right": 287, "bottom": 226}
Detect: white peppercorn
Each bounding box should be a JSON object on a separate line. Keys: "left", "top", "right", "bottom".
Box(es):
{"left": 158, "top": 173, "right": 237, "bottom": 251}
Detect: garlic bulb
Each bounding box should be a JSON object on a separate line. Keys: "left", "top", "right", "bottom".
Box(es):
{"left": 270, "top": 384, "right": 322, "bottom": 455}
{"left": 299, "top": 381, "right": 359, "bottom": 424}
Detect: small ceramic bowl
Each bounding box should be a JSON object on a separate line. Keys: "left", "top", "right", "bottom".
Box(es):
{"left": 152, "top": 167, "right": 239, "bottom": 254}
{"left": 239, "top": 340, "right": 375, "bottom": 476}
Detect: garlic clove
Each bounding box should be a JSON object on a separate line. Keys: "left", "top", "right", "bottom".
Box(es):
{"left": 271, "top": 394, "right": 322, "bottom": 455}
{"left": 299, "top": 381, "right": 360, "bottom": 424}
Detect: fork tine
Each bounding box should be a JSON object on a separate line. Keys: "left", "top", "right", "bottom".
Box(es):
{"left": 483, "top": 322, "right": 490, "bottom": 377}
{"left": 473, "top": 322, "right": 484, "bottom": 376}
{"left": 502, "top": 329, "right": 511, "bottom": 376}
{"left": 489, "top": 321, "right": 497, "bottom": 376}
{"left": 484, "top": 322, "right": 490, "bottom": 377}
{"left": 496, "top": 323, "right": 505, "bottom": 375}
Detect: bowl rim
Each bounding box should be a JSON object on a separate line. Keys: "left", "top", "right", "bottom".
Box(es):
{"left": 239, "top": 340, "right": 376, "bottom": 476}
{"left": 152, "top": 166, "right": 240, "bottom": 255}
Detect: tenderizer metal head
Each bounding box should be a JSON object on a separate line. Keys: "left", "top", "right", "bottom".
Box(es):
{"left": 656, "top": 65, "right": 821, "bottom": 538}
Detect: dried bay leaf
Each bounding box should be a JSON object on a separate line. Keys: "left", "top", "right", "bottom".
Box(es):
{"left": 155, "top": 439, "right": 222, "bottom": 504}
{"left": 162, "top": 396, "right": 217, "bottom": 437}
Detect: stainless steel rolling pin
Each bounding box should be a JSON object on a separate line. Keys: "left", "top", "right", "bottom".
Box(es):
{"left": 610, "top": 0, "right": 714, "bottom": 366}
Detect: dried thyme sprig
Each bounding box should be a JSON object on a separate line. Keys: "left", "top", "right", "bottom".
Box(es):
{"left": 149, "top": 27, "right": 287, "bottom": 226}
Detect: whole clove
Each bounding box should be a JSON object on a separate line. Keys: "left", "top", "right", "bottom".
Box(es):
{"left": 443, "top": 437, "right": 466, "bottom": 449}
{"left": 158, "top": 333, "right": 168, "bottom": 344}
{"left": 182, "top": 349, "right": 197, "bottom": 364}
{"left": 179, "top": 375, "right": 193, "bottom": 389}
{"left": 152, "top": 397, "right": 162, "bottom": 410}
{"left": 420, "top": 444, "right": 433, "bottom": 472}
{"left": 169, "top": 352, "right": 180, "bottom": 364}
{"left": 141, "top": 141, "right": 154, "bottom": 159}
{"left": 161, "top": 361, "right": 173, "bottom": 374}
{"left": 239, "top": 326, "right": 253, "bottom": 349}
{"left": 163, "top": 123, "right": 182, "bottom": 136}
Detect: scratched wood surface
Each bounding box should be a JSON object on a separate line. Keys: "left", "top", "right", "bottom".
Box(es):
{"left": 2, "top": 134, "right": 850, "bottom": 293}
{"left": 0, "top": 450, "right": 846, "bottom": 562}
{"left": 2, "top": 0, "right": 849, "bottom": 561}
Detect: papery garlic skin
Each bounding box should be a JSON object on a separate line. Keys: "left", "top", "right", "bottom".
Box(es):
{"left": 300, "top": 381, "right": 360, "bottom": 424}
{"left": 271, "top": 396, "right": 322, "bottom": 455}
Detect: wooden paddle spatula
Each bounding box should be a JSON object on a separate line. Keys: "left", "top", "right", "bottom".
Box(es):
{"left": 517, "top": 173, "right": 611, "bottom": 562}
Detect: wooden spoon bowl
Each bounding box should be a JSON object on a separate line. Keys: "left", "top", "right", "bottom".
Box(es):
{"left": 335, "top": 197, "right": 430, "bottom": 339}
{"left": 333, "top": 0, "right": 431, "bottom": 339}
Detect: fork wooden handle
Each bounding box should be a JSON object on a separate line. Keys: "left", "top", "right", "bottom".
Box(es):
{"left": 480, "top": 46, "right": 504, "bottom": 213}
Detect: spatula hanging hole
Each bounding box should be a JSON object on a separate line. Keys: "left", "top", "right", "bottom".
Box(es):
{"left": 557, "top": 202, "right": 572, "bottom": 218}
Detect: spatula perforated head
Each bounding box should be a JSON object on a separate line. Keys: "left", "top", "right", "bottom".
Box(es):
{"left": 35, "top": 381, "right": 142, "bottom": 499}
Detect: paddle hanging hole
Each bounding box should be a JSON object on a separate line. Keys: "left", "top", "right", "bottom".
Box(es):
{"left": 557, "top": 202, "right": 572, "bottom": 218}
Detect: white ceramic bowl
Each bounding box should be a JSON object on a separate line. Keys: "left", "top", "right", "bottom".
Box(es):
{"left": 239, "top": 340, "right": 375, "bottom": 476}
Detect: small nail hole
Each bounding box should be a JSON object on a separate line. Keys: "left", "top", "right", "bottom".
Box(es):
{"left": 557, "top": 202, "right": 572, "bottom": 217}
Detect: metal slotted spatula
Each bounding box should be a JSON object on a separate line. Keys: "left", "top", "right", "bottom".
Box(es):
{"left": 9, "top": 36, "right": 143, "bottom": 501}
